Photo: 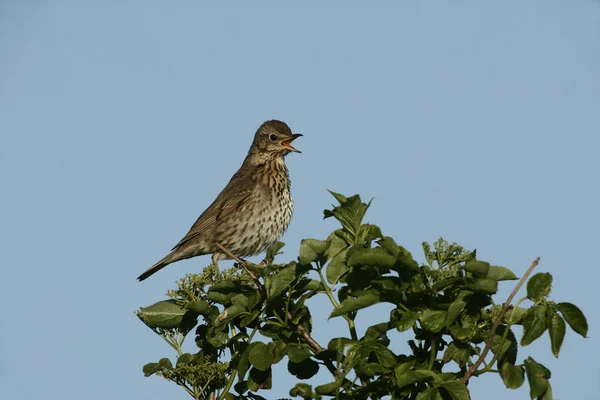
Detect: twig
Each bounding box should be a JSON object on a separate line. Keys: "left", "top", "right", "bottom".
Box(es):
{"left": 214, "top": 243, "right": 325, "bottom": 354}
{"left": 296, "top": 319, "right": 325, "bottom": 353}
{"left": 460, "top": 257, "right": 540, "bottom": 384}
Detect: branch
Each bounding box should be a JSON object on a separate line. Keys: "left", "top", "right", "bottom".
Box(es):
{"left": 214, "top": 242, "right": 325, "bottom": 354}
{"left": 296, "top": 318, "right": 325, "bottom": 353}
{"left": 460, "top": 257, "right": 540, "bottom": 384}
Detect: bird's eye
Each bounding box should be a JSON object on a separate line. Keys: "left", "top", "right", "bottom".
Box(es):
{"left": 269, "top": 134, "right": 278, "bottom": 141}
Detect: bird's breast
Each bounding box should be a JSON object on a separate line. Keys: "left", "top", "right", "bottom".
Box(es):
{"left": 215, "top": 165, "right": 294, "bottom": 258}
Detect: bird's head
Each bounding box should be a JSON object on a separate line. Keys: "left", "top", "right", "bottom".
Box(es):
{"left": 249, "top": 120, "right": 303, "bottom": 160}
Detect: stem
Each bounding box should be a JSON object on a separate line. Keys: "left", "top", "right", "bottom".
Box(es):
{"left": 162, "top": 333, "right": 184, "bottom": 356}
{"left": 481, "top": 296, "right": 528, "bottom": 373}
{"left": 163, "top": 376, "right": 194, "bottom": 398}
{"left": 317, "top": 268, "right": 358, "bottom": 340}
{"left": 200, "top": 373, "right": 217, "bottom": 399}
{"left": 460, "top": 257, "right": 540, "bottom": 384}
{"left": 428, "top": 339, "right": 437, "bottom": 370}
{"left": 218, "top": 326, "right": 258, "bottom": 400}
{"left": 271, "top": 310, "right": 287, "bottom": 327}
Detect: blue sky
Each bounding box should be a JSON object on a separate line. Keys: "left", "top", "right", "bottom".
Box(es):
{"left": 1, "top": 2, "right": 599, "bottom": 399}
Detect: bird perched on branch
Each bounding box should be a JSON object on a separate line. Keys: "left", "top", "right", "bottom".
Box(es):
{"left": 137, "top": 120, "right": 302, "bottom": 281}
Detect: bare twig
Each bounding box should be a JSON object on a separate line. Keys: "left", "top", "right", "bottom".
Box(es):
{"left": 296, "top": 320, "right": 326, "bottom": 353}
{"left": 460, "top": 257, "right": 540, "bottom": 384}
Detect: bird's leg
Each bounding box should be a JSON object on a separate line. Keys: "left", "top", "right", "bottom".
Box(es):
{"left": 211, "top": 253, "right": 220, "bottom": 269}
{"left": 215, "top": 243, "right": 259, "bottom": 282}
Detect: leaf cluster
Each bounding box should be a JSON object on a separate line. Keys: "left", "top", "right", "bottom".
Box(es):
{"left": 137, "top": 191, "right": 588, "bottom": 400}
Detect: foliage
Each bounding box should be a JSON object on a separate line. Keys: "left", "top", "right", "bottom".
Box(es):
{"left": 137, "top": 191, "right": 588, "bottom": 400}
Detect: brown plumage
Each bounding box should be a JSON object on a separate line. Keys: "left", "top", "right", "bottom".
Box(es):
{"left": 137, "top": 120, "right": 302, "bottom": 281}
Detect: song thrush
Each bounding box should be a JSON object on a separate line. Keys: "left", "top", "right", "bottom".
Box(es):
{"left": 137, "top": 120, "right": 302, "bottom": 281}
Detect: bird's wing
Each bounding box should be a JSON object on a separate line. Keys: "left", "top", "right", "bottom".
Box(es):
{"left": 171, "top": 170, "right": 257, "bottom": 250}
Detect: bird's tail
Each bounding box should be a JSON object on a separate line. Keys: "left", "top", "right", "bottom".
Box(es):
{"left": 137, "top": 252, "right": 178, "bottom": 281}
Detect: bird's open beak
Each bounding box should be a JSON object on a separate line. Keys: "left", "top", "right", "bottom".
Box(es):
{"left": 280, "top": 133, "right": 303, "bottom": 153}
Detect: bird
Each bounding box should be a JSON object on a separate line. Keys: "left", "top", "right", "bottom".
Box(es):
{"left": 137, "top": 120, "right": 302, "bottom": 281}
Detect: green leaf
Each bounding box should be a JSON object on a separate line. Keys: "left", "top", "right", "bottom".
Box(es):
{"left": 207, "top": 330, "right": 229, "bottom": 348}
{"left": 395, "top": 254, "right": 420, "bottom": 272}
{"left": 325, "top": 249, "right": 349, "bottom": 284}
{"left": 364, "top": 322, "right": 389, "bottom": 341}
{"left": 185, "top": 300, "right": 216, "bottom": 316}
{"left": 449, "top": 326, "right": 472, "bottom": 341}
{"left": 548, "top": 310, "right": 566, "bottom": 357}
{"left": 527, "top": 273, "right": 553, "bottom": 303}
{"left": 215, "top": 304, "right": 247, "bottom": 327}
{"left": 247, "top": 366, "right": 272, "bottom": 391}
{"left": 500, "top": 362, "right": 525, "bottom": 389}
{"left": 143, "top": 358, "right": 173, "bottom": 376}
{"left": 269, "top": 340, "right": 287, "bottom": 364}
{"left": 315, "top": 381, "right": 340, "bottom": 395}
{"left": 298, "top": 238, "right": 330, "bottom": 265}
{"left": 461, "top": 260, "right": 490, "bottom": 277}
{"left": 137, "top": 300, "right": 187, "bottom": 329}
{"left": 540, "top": 383, "right": 553, "bottom": 400}
{"left": 249, "top": 342, "right": 273, "bottom": 371}
{"left": 445, "top": 291, "right": 472, "bottom": 326}
{"left": 324, "top": 193, "right": 372, "bottom": 244}
{"left": 521, "top": 306, "right": 548, "bottom": 346}
{"left": 237, "top": 344, "right": 252, "bottom": 380}
{"left": 420, "top": 310, "right": 447, "bottom": 333}
{"left": 396, "top": 370, "right": 438, "bottom": 388}
{"left": 288, "top": 358, "right": 319, "bottom": 379}
{"left": 209, "top": 280, "right": 239, "bottom": 292}
{"left": 465, "top": 277, "right": 498, "bottom": 293}
{"left": 394, "top": 310, "right": 419, "bottom": 332}
{"left": 290, "top": 383, "right": 313, "bottom": 398}
{"left": 443, "top": 342, "right": 473, "bottom": 367}
{"left": 363, "top": 223, "right": 383, "bottom": 241}
{"left": 415, "top": 387, "right": 442, "bottom": 400}
{"left": 487, "top": 266, "right": 518, "bottom": 281}
{"left": 378, "top": 236, "right": 400, "bottom": 256}
{"left": 231, "top": 293, "right": 249, "bottom": 309}
{"left": 142, "top": 361, "right": 160, "bottom": 377}
{"left": 239, "top": 309, "right": 260, "bottom": 328}
{"left": 491, "top": 325, "right": 518, "bottom": 366}
{"left": 327, "top": 190, "right": 347, "bottom": 204}
{"left": 357, "top": 362, "right": 388, "bottom": 378}
{"left": 432, "top": 277, "right": 463, "bottom": 292}
{"left": 233, "top": 381, "right": 248, "bottom": 395}
{"left": 439, "top": 381, "right": 470, "bottom": 400}
{"left": 176, "top": 353, "right": 193, "bottom": 367}
{"left": 394, "top": 360, "right": 415, "bottom": 379}
{"left": 265, "top": 241, "right": 285, "bottom": 264}
{"left": 325, "top": 231, "right": 348, "bottom": 258}
{"left": 266, "top": 265, "right": 296, "bottom": 299}
{"left": 504, "top": 307, "right": 527, "bottom": 324}
{"left": 288, "top": 346, "right": 311, "bottom": 363}
{"left": 205, "top": 291, "right": 237, "bottom": 305}
{"left": 346, "top": 247, "right": 396, "bottom": 268}
{"left": 524, "top": 357, "right": 550, "bottom": 399}
{"left": 329, "top": 293, "right": 380, "bottom": 318}
{"left": 371, "top": 342, "right": 397, "bottom": 368}
{"left": 556, "top": 302, "right": 588, "bottom": 338}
